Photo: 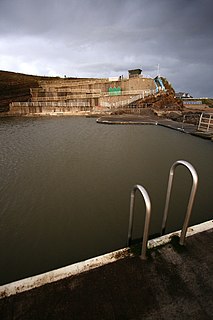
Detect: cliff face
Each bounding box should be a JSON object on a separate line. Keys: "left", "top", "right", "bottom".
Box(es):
{"left": 0, "top": 71, "right": 74, "bottom": 112}
{"left": 0, "top": 71, "right": 43, "bottom": 112}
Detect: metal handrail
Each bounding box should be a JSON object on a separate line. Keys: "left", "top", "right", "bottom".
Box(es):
{"left": 127, "top": 185, "right": 151, "bottom": 260}
{"left": 198, "top": 113, "right": 213, "bottom": 132}
{"left": 161, "top": 160, "right": 198, "bottom": 245}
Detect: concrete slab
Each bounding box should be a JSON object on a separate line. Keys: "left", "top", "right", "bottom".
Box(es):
{"left": 97, "top": 115, "right": 213, "bottom": 141}
{"left": 96, "top": 115, "right": 197, "bottom": 134}
{"left": 0, "top": 227, "right": 212, "bottom": 319}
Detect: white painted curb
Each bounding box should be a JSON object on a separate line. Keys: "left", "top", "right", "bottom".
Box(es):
{"left": 0, "top": 219, "right": 212, "bottom": 299}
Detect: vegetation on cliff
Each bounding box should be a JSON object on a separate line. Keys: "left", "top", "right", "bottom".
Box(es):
{"left": 201, "top": 98, "right": 213, "bottom": 107}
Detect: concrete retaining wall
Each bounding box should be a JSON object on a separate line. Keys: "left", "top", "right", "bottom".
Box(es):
{"left": 7, "top": 77, "right": 157, "bottom": 115}
{"left": 8, "top": 102, "right": 92, "bottom": 116}
{"left": 31, "top": 78, "right": 156, "bottom": 102}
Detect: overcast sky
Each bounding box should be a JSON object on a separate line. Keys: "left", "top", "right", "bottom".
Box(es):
{"left": 0, "top": 0, "right": 212, "bottom": 97}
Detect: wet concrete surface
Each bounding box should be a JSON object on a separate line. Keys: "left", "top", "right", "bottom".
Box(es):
{"left": 0, "top": 229, "right": 212, "bottom": 319}
{"left": 97, "top": 115, "right": 212, "bottom": 138}
{"left": 97, "top": 114, "right": 159, "bottom": 125}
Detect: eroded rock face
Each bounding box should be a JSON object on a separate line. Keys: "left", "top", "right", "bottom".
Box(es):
{"left": 129, "top": 78, "right": 183, "bottom": 112}
{"left": 159, "top": 110, "right": 202, "bottom": 125}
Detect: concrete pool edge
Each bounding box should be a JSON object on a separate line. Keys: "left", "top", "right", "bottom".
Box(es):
{"left": 97, "top": 116, "right": 213, "bottom": 140}
{"left": 0, "top": 219, "right": 212, "bottom": 299}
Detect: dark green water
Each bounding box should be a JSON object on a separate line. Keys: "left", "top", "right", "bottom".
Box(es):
{"left": 0, "top": 117, "right": 212, "bottom": 285}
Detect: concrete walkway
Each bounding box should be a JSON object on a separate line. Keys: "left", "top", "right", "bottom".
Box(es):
{"left": 0, "top": 228, "right": 212, "bottom": 320}
{"left": 97, "top": 115, "right": 213, "bottom": 140}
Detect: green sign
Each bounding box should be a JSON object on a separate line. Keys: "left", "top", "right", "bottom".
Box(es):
{"left": 108, "top": 86, "right": 121, "bottom": 96}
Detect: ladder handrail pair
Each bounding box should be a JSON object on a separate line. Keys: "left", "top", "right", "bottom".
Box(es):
{"left": 127, "top": 160, "right": 198, "bottom": 259}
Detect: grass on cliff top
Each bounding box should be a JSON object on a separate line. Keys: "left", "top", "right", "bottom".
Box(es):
{"left": 0, "top": 70, "right": 62, "bottom": 91}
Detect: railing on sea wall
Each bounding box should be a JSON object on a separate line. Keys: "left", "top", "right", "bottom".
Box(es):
{"left": 197, "top": 113, "right": 213, "bottom": 132}
{"left": 30, "top": 88, "right": 156, "bottom": 100}
{"left": 100, "top": 89, "right": 155, "bottom": 108}
{"left": 10, "top": 101, "right": 91, "bottom": 108}
{"left": 10, "top": 88, "right": 156, "bottom": 113}
{"left": 31, "top": 95, "right": 100, "bottom": 101}
{"left": 31, "top": 88, "right": 102, "bottom": 94}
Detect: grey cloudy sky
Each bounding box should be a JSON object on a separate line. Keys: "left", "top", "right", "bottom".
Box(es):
{"left": 0, "top": 0, "right": 212, "bottom": 97}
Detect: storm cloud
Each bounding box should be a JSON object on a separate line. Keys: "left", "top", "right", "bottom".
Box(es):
{"left": 0, "top": 0, "right": 212, "bottom": 97}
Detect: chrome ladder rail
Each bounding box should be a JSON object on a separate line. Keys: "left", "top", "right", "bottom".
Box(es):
{"left": 161, "top": 160, "right": 198, "bottom": 245}
{"left": 127, "top": 185, "right": 151, "bottom": 260}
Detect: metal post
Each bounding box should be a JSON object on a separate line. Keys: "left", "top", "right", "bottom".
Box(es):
{"left": 181, "top": 115, "right": 186, "bottom": 130}
{"left": 207, "top": 114, "right": 212, "bottom": 131}
{"left": 127, "top": 185, "right": 151, "bottom": 260}
{"left": 161, "top": 160, "right": 198, "bottom": 245}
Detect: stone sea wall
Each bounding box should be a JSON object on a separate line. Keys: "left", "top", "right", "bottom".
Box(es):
{"left": 7, "top": 77, "right": 158, "bottom": 116}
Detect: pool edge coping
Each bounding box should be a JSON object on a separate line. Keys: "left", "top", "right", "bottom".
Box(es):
{"left": 0, "top": 219, "right": 212, "bottom": 299}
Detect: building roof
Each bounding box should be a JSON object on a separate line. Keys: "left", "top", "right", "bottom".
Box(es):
{"left": 128, "top": 69, "right": 142, "bottom": 75}
{"left": 175, "top": 92, "right": 193, "bottom": 98}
